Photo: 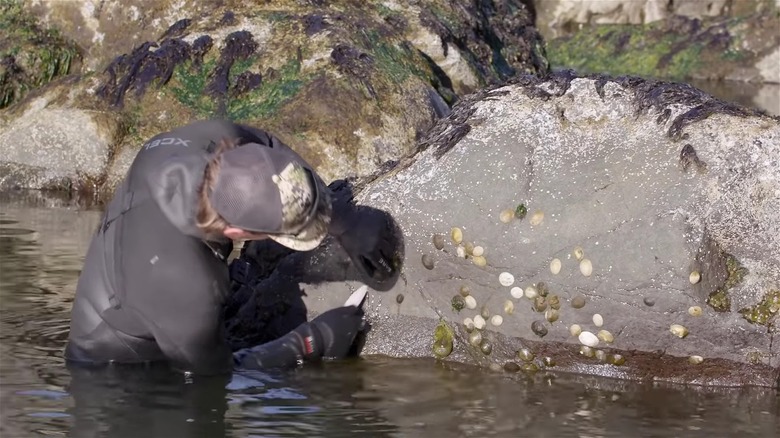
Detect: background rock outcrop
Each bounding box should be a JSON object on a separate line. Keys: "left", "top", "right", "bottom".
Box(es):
{"left": 237, "top": 72, "right": 780, "bottom": 387}
{"left": 0, "top": 0, "right": 548, "bottom": 202}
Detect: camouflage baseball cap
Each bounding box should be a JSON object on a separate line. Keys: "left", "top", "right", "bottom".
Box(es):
{"left": 209, "top": 142, "right": 332, "bottom": 251}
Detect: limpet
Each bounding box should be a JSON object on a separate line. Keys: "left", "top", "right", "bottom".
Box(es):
{"left": 592, "top": 313, "right": 604, "bottom": 327}
{"left": 472, "top": 255, "right": 487, "bottom": 267}
{"left": 579, "top": 345, "right": 595, "bottom": 358}
{"left": 514, "top": 203, "right": 528, "bottom": 220}
{"left": 571, "top": 294, "right": 587, "bottom": 309}
{"left": 569, "top": 324, "right": 582, "bottom": 336}
{"left": 544, "top": 308, "right": 559, "bottom": 323}
{"left": 479, "top": 339, "right": 493, "bottom": 355}
{"left": 456, "top": 245, "right": 466, "bottom": 258}
{"left": 529, "top": 210, "right": 544, "bottom": 226}
{"left": 525, "top": 286, "right": 539, "bottom": 299}
{"left": 578, "top": 331, "right": 599, "bottom": 347}
{"left": 503, "top": 299, "right": 515, "bottom": 315}
{"left": 459, "top": 285, "right": 471, "bottom": 297}
{"left": 451, "top": 227, "right": 463, "bottom": 244}
{"left": 510, "top": 286, "right": 524, "bottom": 299}
{"left": 689, "top": 270, "right": 701, "bottom": 285}
{"left": 548, "top": 294, "right": 560, "bottom": 310}
{"left": 688, "top": 355, "right": 704, "bottom": 364}
{"left": 595, "top": 349, "right": 608, "bottom": 362}
{"left": 643, "top": 297, "right": 655, "bottom": 307}
{"left": 468, "top": 331, "right": 482, "bottom": 346}
{"left": 480, "top": 305, "right": 490, "bottom": 319}
{"left": 670, "top": 324, "right": 689, "bottom": 338}
{"left": 531, "top": 320, "right": 548, "bottom": 337}
{"left": 463, "top": 318, "right": 475, "bottom": 332}
{"left": 573, "top": 246, "right": 585, "bottom": 261}
{"left": 542, "top": 357, "right": 556, "bottom": 367}
{"left": 396, "top": 293, "right": 404, "bottom": 304}
{"left": 451, "top": 295, "right": 465, "bottom": 311}
{"left": 536, "top": 282, "right": 549, "bottom": 297}
{"left": 521, "top": 363, "right": 539, "bottom": 373}
{"left": 503, "top": 362, "right": 521, "bottom": 372}
{"left": 688, "top": 306, "right": 702, "bottom": 317}
{"left": 498, "top": 272, "right": 515, "bottom": 287}
{"left": 432, "top": 234, "right": 445, "bottom": 250}
{"left": 464, "top": 242, "right": 475, "bottom": 255}
{"left": 550, "top": 258, "right": 562, "bottom": 275}
{"left": 421, "top": 254, "right": 435, "bottom": 270}
{"left": 610, "top": 354, "right": 626, "bottom": 366}
{"left": 473, "top": 315, "right": 486, "bottom": 330}
{"left": 580, "top": 258, "right": 593, "bottom": 277}
{"left": 597, "top": 329, "right": 614, "bottom": 344}
{"left": 472, "top": 246, "right": 485, "bottom": 257}
{"left": 491, "top": 315, "right": 503, "bottom": 326}
{"left": 499, "top": 209, "right": 515, "bottom": 223}
{"left": 517, "top": 348, "right": 535, "bottom": 362}
{"left": 533, "top": 296, "right": 547, "bottom": 313}
{"left": 464, "top": 295, "right": 477, "bottom": 310}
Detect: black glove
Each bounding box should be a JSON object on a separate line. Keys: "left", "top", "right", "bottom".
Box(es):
{"left": 309, "top": 305, "right": 365, "bottom": 359}
{"left": 331, "top": 206, "right": 398, "bottom": 284}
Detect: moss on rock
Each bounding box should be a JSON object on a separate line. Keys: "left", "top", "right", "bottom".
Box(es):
{"left": 546, "top": 13, "right": 780, "bottom": 82}
{"left": 0, "top": 0, "right": 81, "bottom": 108}
{"left": 739, "top": 289, "right": 780, "bottom": 326}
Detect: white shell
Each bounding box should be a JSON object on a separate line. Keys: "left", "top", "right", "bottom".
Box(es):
{"left": 456, "top": 245, "right": 466, "bottom": 258}
{"left": 464, "top": 295, "right": 477, "bottom": 309}
{"left": 550, "top": 258, "right": 562, "bottom": 275}
{"left": 578, "top": 331, "right": 599, "bottom": 347}
{"left": 498, "top": 272, "right": 515, "bottom": 287}
{"left": 463, "top": 318, "right": 475, "bottom": 331}
{"left": 592, "top": 313, "right": 604, "bottom": 327}
{"left": 580, "top": 258, "right": 593, "bottom": 277}
{"left": 573, "top": 246, "right": 585, "bottom": 261}
{"left": 490, "top": 315, "right": 503, "bottom": 326}
{"left": 529, "top": 210, "right": 544, "bottom": 226}
{"left": 524, "top": 286, "right": 539, "bottom": 299}
{"left": 689, "top": 355, "right": 704, "bottom": 364}
{"left": 473, "top": 315, "right": 486, "bottom": 330}
{"left": 472, "top": 246, "right": 485, "bottom": 257}
{"left": 689, "top": 271, "right": 701, "bottom": 284}
{"left": 510, "top": 287, "right": 524, "bottom": 299}
{"left": 569, "top": 324, "right": 582, "bottom": 336}
{"left": 688, "top": 306, "right": 702, "bottom": 316}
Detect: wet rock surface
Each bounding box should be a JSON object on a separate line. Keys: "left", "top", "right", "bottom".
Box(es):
{"left": 237, "top": 71, "right": 780, "bottom": 387}
{"left": 1, "top": 0, "right": 547, "bottom": 199}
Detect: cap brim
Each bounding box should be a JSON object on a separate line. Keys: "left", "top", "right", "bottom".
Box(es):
{"left": 266, "top": 218, "right": 328, "bottom": 251}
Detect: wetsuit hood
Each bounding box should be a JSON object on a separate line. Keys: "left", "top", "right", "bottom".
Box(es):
{"left": 146, "top": 153, "right": 210, "bottom": 239}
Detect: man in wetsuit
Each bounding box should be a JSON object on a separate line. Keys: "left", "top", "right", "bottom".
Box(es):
{"left": 65, "top": 119, "right": 393, "bottom": 375}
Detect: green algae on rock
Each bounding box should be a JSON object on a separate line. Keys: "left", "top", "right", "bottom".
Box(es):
{"left": 0, "top": 0, "right": 80, "bottom": 109}
{"left": 739, "top": 289, "right": 780, "bottom": 326}
{"left": 546, "top": 13, "right": 780, "bottom": 83}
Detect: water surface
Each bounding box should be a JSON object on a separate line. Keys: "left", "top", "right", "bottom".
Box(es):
{"left": 0, "top": 195, "right": 778, "bottom": 437}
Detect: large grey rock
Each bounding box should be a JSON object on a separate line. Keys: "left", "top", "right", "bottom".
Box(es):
{"left": 239, "top": 72, "right": 780, "bottom": 387}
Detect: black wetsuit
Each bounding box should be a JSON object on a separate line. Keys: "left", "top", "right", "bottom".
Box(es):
{"left": 65, "top": 120, "right": 329, "bottom": 375}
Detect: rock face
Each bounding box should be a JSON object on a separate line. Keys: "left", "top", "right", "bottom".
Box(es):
{"left": 534, "top": 0, "right": 778, "bottom": 39}
{"left": 238, "top": 72, "right": 780, "bottom": 387}
{"left": 546, "top": 12, "right": 780, "bottom": 86}
{"left": 1, "top": 0, "right": 547, "bottom": 201}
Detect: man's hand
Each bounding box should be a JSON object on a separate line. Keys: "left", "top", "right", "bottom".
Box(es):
{"left": 331, "top": 206, "right": 398, "bottom": 284}
{"left": 309, "top": 305, "right": 365, "bottom": 359}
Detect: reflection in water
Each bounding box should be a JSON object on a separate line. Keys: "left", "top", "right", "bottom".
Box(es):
{"left": 0, "top": 198, "right": 778, "bottom": 438}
